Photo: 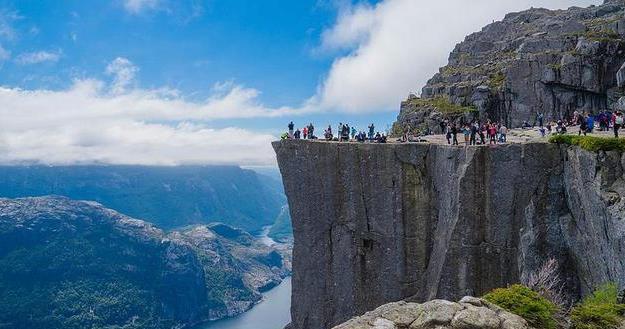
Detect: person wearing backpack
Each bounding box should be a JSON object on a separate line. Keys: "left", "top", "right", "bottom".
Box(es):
{"left": 614, "top": 112, "right": 624, "bottom": 138}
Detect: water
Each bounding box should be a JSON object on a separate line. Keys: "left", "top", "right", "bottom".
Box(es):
{"left": 197, "top": 226, "right": 292, "bottom": 329}
{"left": 198, "top": 277, "right": 292, "bottom": 329}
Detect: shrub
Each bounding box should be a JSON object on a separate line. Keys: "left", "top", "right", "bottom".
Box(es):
{"left": 483, "top": 284, "right": 559, "bottom": 329}
{"left": 549, "top": 135, "right": 625, "bottom": 152}
{"left": 570, "top": 283, "right": 625, "bottom": 329}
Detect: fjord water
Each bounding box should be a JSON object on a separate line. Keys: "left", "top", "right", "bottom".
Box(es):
{"left": 198, "top": 226, "right": 292, "bottom": 329}
{"left": 200, "top": 277, "right": 292, "bottom": 329}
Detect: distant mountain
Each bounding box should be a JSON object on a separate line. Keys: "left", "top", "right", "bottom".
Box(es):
{"left": 0, "top": 196, "right": 291, "bottom": 329}
{"left": 0, "top": 165, "right": 287, "bottom": 233}
{"left": 269, "top": 205, "right": 293, "bottom": 243}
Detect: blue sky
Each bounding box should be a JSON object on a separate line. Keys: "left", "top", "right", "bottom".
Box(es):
{"left": 0, "top": 0, "right": 601, "bottom": 165}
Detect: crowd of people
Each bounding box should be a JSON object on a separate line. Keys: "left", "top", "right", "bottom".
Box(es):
{"left": 282, "top": 110, "right": 625, "bottom": 146}
{"left": 440, "top": 120, "right": 508, "bottom": 146}
{"left": 282, "top": 122, "right": 388, "bottom": 143}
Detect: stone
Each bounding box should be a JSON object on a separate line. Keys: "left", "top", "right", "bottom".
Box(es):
{"left": 410, "top": 300, "right": 464, "bottom": 328}
{"left": 450, "top": 305, "right": 500, "bottom": 329}
{"left": 274, "top": 140, "right": 625, "bottom": 329}
{"left": 393, "top": 1, "right": 625, "bottom": 134}
{"left": 332, "top": 298, "right": 533, "bottom": 329}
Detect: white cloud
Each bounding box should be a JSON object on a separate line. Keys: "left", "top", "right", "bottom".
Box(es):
{"left": 0, "top": 60, "right": 300, "bottom": 166}
{"left": 15, "top": 50, "right": 61, "bottom": 65}
{"left": 315, "top": 0, "right": 602, "bottom": 113}
{"left": 106, "top": 57, "right": 139, "bottom": 94}
{"left": 122, "top": 0, "right": 160, "bottom": 14}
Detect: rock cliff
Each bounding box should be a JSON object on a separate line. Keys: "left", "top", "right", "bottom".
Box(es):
{"left": 394, "top": 1, "right": 625, "bottom": 134}
{"left": 274, "top": 140, "right": 625, "bottom": 329}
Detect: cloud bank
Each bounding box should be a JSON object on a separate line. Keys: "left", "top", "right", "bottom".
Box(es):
{"left": 315, "top": 0, "right": 601, "bottom": 113}
{"left": 0, "top": 58, "right": 298, "bottom": 166}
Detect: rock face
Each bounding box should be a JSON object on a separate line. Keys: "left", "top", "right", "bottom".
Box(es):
{"left": 0, "top": 196, "right": 291, "bottom": 329}
{"left": 394, "top": 1, "right": 625, "bottom": 133}
{"left": 273, "top": 140, "right": 625, "bottom": 329}
{"left": 333, "top": 297, "right": 532, "bottom": 329}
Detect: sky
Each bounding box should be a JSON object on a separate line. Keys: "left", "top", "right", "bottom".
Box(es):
{"left": 0, "top": 0, "right": 601, "bottom": 166}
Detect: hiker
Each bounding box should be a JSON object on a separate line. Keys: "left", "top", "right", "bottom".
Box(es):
{"left": 539, "top": 126, "right": 546, "bottom": 137}
{"left": 462, "top": 125, "right": 471, "bottom": 146}
{"left": 303, "top": 126, "right": 308, "bottom": 139}
{"left": 613, "top": 112, "right": 623, "bottom": 138}
{"left": 451, "top": 124, "right": 459, "bottom": 145}
{"left": 308, "top": 123, "right": 315, "bottom": 139}
{"left": 440, "top": 120, "right": 447, "bottom": 134}
{"left": 324, "top": 125, "right": 333, "bottom": 140}
{"left": 288, "top": 121, "right": 295, "bottom": 138}
{"left": 499, "top": 124, "right": 508, "bottom": 143}
{"left": 294, "top": 129, "right": 301, "bottom": 139}
{"left": 446, "top": 125, "right": 452, "bottom": 144}
{"left": 488, "top": 124, "right": 497, "bottom": 144}
{"left": 578, "top": 113, "right": 587, "bottom": 136}
{"left": 470, "top": 123, "right": 477, "bottom": 145}
{"left": 536, "top": 112, "right": 544, "bottom": 127}
{"left": 351, "top": 126, "right": 357, "bottom": 140}
{"left": 586, "top": 114, "right": 595, "bottom": 133}
{"left": 368, "top": 124, "right": 375, "bottom": 141}
{"left": 479, "top": 124, "right": 486, "bottom": 144}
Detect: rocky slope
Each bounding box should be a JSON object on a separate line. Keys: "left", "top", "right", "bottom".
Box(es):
{"left": 0, "top": 196, "right": 290, "bottom": 329}
{"left": 394, "top": 0, "right": 625, "bottom": 134}
{"left": 274, "top": 140, "right": 625, "bottom": 329}
{"left": 333, "top": 297, "right": 532, "bottom": 329}
{"left": 0, "top": 165, "right": 287, "bottom": 233}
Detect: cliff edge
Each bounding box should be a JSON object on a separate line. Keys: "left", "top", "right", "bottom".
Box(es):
{"left": 274, "top": 140, "right": 625, "bottom": 329}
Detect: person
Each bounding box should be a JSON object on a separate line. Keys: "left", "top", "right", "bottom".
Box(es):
{"left": 578, "top": 113, "right": 587, "bottom": 136}
{"left": 546, "top": 122, "right": 552, "bottom": 134}
{"left": 463, "top": 125, "right": 471, "bottom": 146}
{"left": 614, "top": 111, "right": 623, "bottom": 138}
{"left": 451, "top": 124, "right": 459, "bottom": 145}
{"left": 288, "top": 121, "right": 295, "bottom": 138}
{"left": 303, "top": 126, "right": 308, "bottom": 139}
{"left": 351, "top": 126, "right": 357, "bottom": 140}
{"left": 539, "top": 126, "right": 546, "bottom": 137}
{"left": 479, "top": 124, "right": 486, "bottom": 145}
{"left": 488, "top": 124, "right": 497, "bottom": 144}
{"left": 557, "top": 120, "right": 567, "bottom": 134}
{"left": 499, "top": 124, "right": 508, "bottom": 143}
{"left": 324, "top": 125, "right": 333, "bottom": 140}
{"left": 470, "top": 123, "right": 477, "bottom": 145}
{"left": 440, "top": 120, "right": 447, "bottom": 134}
{"left": 308, "top": 123, "right": 315, "bottom": 139}
{"left": 536, "top": 112, "right": 544, "bottom": 127}
{"left": 294, "top": 129, "right": 301, "bottom": 139}
{"left": 586, "top": 114, "right": 595, "bottom": 133}
{"left": 368, "top": 124, "right": 375, "bottom": 141}
{"left": 446, "top": 125, "right": 452, "bottom": 144}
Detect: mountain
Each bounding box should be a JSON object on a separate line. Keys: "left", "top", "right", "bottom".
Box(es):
{"left": 0, "top": 165, "right": 287, "bottom": 233}
{"left": 0, "top": 196, "right": 291, "bottom": 329}
{"left": 393, "top": 0, "right": 625, "bottom": 134}
{"left": 268, "top": 205, "right": 293, "bottom": 243}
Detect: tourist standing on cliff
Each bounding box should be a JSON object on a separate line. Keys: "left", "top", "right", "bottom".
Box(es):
{"left": 288, "top": 121, "right": 295, "bottom": 139}
{"left": 308, "top": 123, "right": 315, "bottom": 139}
{"left": 488, "top": 124, "right": 497, "bottom": 144}
{"left": 351, "top": 126, "right": 357, "bottom": 140}
{"left": 303, "top": 126, "right": 308, "bottom": 139}
{"left": 451, "top": 124, "right": 459, "bottom": 145}
{"left": 578, "top": 113, "right": 588, "bottom": 136}
{"left": 536, "top": 112, "right": 544, "bottom": 127}
{"left": 368, "top": 124, "right": 375, "bottom": 141}
{"left": 294, "top": 129, "right": 301, "bottom": 139}
{"left": 499, "top": 124, "right": 508, "bottom": 143}
{"left": 470, "top": 122, "right": 477, "bottom": 145}
{"left": 462, "top": 125, "right": 471, "bottom": 146}
{"left": 614, "top": 112, "right": 623, "bottom": 138}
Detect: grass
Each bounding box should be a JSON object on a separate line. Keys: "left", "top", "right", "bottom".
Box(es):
{"left": 549, "top": 135, "right": 625, "bottom": 152}
{"left": 407, "top": 96, "right": 477, "bottom": 115}
{"left": 483, "top": 284, "right": 559, "bottom": 329}
{"left": 570, "top": 283, "right": 625, "bottom": 329}
{"left": 488, "top": 71, "right": 506, "bottom": 89}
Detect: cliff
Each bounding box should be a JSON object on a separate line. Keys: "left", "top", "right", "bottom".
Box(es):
{"left": 274, "top": 140, "right": 625, "bottom": 329}
{"left": 0, "top": 196, "right": 291, "bottom": 329}
{"left": 393, "top": 1, "right": 625, "bottom": 133}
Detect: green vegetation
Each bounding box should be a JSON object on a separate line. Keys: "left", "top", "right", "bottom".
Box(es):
{"left": 483, "top": 284, "right": 559, "bottom": 329}
{"left": 571, "top": 283, "right": 625, "bottom": 329}
{"left": 547, "top": 63, "right": 562, "bottom": 70}
{"left": 488, "top": 71, "right": 507, "bottom": 89}
{"left": 549, "top": 135, "right": 625, "bottom": 152}
{"left": 409, "top": 96, "right": 477, "bottom": 115}
{"left": 567, "top": 29, "right": 622, "bottom": 43}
